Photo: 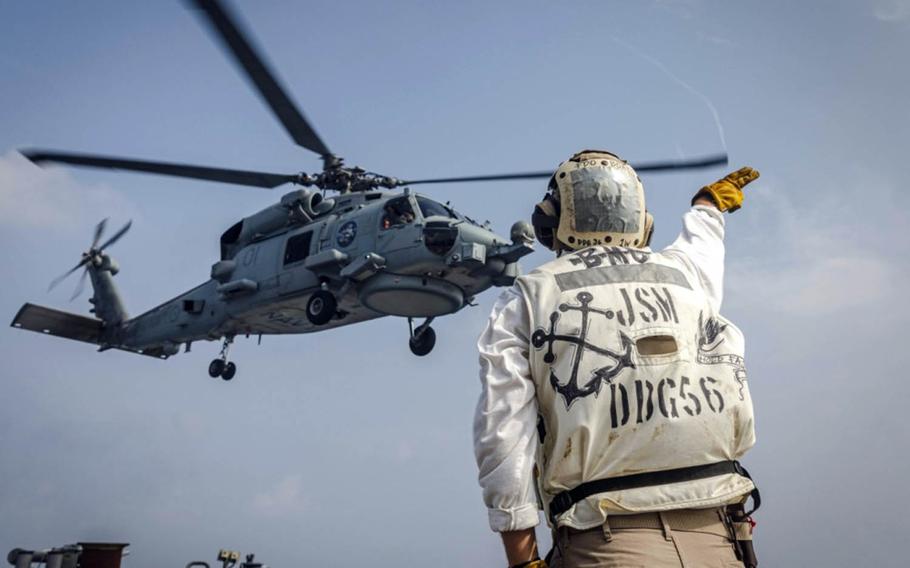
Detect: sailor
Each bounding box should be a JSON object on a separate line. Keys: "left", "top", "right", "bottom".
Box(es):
{"left": 473, "top": 150, "right": 761, "bottom": 568}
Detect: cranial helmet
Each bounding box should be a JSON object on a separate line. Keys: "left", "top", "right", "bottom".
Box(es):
{"left": 532, "top": 150, "right": 654, "bottom": 252}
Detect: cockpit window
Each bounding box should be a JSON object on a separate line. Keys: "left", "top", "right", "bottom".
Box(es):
{"left": 381, "top": 197, "right": 416, "bottom": 230}
{"left": 416, "top": 196, "right": 455, "bottom": 219}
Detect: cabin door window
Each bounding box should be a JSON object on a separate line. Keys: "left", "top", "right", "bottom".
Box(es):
{"left": 283, "top": 232, "right": 313, "bottom": 265}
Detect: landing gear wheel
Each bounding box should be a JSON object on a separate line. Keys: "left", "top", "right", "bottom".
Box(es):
{"left": 208, "top": 359, "right": 226, "bottom": 378}
{"left": 306, "top": 291, "right": 337, "bottom": 325}
{"left": 409, "top": 326, "right": 436, "bottom": 356}
{"left": 221, "top": 361, "right": 237, "bottom": 381}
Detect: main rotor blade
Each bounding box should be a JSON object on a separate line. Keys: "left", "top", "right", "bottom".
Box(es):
{"left": 48, "top": 258, "right": 90, "bottom": 292}
{"left": 188, "top": 0, "right": 332, "bottom": 157}
{"left": 402, "top": 153, "right": 730, "bottom": 186}
{"left": 92, "top": 218, "right": 108, "bottom": 250}
{"left": 98, "top": 220, "right": 132, "bottom": 252}
{"left": 22, "top": 149, "right": 298, "bottom": 188}
{"left": 630, "top": 153, "right": 728, "bottom": 173}
{"left": 403, "top": 171, "right": 553, "bottom": 185}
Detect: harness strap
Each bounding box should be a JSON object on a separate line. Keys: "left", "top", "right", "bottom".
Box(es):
{"left": 548, "top": 460, "right": 761, "bottom": 521}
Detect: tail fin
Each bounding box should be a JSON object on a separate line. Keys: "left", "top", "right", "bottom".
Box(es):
{"left": 45, "top": 219, "right": 131, "bottom": 325}
{"left": 87, "top": 255, "right": 129, "bottom": 324}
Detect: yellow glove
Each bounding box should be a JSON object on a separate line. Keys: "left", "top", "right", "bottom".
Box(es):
{"left": 694, "top": 166, "right": 760, "bottom": 212}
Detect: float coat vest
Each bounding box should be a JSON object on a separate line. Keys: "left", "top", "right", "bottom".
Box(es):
{"left": 515, "top": 245, "right": 756, "bottom": 529}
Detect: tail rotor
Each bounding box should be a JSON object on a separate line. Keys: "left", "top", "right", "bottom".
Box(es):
{"left": 48, "top": 219, "right": 132, "bottom": 301}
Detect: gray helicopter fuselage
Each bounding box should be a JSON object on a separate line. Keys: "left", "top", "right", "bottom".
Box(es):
{"left": 109, "top": 189, "right": 531, "bottom": 357}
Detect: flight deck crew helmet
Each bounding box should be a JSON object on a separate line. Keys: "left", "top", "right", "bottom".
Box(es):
{"left": 532, "top": 150, "right": 654, "bottom": 252}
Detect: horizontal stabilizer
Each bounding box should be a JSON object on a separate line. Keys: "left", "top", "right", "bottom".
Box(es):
{"left": 11, "top": 303, "right": 103, "bottom": 344}
{"left": 10, "top": 303, "right": 170, "bottom": 359}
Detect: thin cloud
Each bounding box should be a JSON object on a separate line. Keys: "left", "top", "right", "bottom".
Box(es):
{"left": 696, "top": 31, "right": 735, "bottom": 47}
{"left": 397, "top": 439, "right": 415, "bottom": 462}
{"left": 730, "top": 252, "right": 895, "bottom": 317}
{"left": 726, "top": 182, "right": 908, "bottom": 319}
{"left": 611, "top": 37, "right": 728, "bottom": 152}
{"left": 0, "top": 151, "right": 138, "bottom": 231}
{"left": 250, "top": 475, "right": 307, "bottom": 517}
{"left": 874, "top": 0, "right": 910, "bottom": 22}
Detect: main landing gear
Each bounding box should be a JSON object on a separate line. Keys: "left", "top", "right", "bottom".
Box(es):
{"left": 306, "top": 290, "right": 337, "bottom": 325}
{"left": 408, "top": 317, "right": 436, "bottom": 356}
{"left": 208, "top": 336, "right": 237, "bottom": 381}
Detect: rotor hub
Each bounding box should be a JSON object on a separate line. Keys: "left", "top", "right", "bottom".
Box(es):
{"left": 295, "top": 157, "right": 400, "bottom": 193}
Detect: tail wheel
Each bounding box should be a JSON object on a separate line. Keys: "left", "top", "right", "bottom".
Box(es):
{"left": 221, "top": 362, "right": 237, "bottom": 381}
{"left": 306, "top": 290, "right": 337, "bottom": 325}
{"left": 409, "top": 326, "right": 436, "bottom": 356}
{"left": 208, "top": 359, "right": 226, "bottom": 378}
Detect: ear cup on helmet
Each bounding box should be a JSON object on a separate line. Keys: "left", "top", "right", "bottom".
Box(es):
{"left": 532, "top": 194, "right": 560, "bottom": 251}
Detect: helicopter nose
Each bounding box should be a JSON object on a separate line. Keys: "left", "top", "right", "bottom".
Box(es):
{"left": 423, "top": 220, "right": 459, "bottom": 256}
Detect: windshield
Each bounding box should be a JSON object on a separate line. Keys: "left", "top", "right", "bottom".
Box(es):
{"left": 416, "top": 196, "right": 456, "bottom": 219}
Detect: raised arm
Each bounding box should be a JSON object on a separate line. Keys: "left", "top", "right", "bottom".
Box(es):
{"left": 662, "top": 167, "right": 760, "bottom": 311}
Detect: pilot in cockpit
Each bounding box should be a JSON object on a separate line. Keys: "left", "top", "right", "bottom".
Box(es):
{"left": 382, "top": 199, "right": 415, "bottom": 229}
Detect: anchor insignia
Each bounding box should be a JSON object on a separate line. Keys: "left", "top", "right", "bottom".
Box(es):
{"left": 532, "top": 291, "right": 636, "bottom": 409}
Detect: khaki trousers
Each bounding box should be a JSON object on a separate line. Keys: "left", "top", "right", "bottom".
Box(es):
{"left": 549, "top": 508, "right": 743, "bottom": 568}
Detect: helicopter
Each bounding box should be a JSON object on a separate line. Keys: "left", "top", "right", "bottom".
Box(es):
{"left": 10, "top": 0, "right": 729, "bottom": 380}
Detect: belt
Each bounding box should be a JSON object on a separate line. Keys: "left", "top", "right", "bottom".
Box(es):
{"left": 548, "top": 460, "right": 760, "bottom": 521}
{"left": 557, "top": 509, "right": 732, "bottom": 544}
{"left": 600, "top": 508, "right": 725, "bottom": 532}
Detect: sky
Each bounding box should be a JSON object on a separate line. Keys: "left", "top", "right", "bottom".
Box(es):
{"left": 1, "top": 0, "right": 909, "bottom": 566}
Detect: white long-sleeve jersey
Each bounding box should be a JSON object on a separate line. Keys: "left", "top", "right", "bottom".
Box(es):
{"left": 474, "top": 205, "right": 755, "bottom": 532}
